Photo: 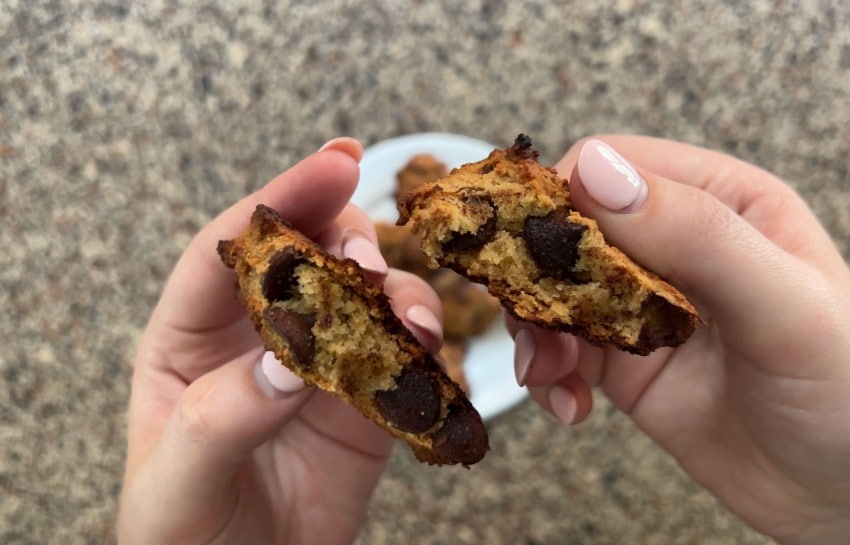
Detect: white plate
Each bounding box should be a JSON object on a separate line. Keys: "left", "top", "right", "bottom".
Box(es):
{"left": 354, "top": 133, "right": 529, "bottom": 422}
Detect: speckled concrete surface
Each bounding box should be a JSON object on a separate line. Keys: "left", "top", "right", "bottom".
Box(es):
{"left": 2, "top": 1, "right": 849, "bottom": 544}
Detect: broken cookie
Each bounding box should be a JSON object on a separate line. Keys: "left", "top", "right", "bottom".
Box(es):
{"left": 398, "top": 135, "right": 704, "bottom": 355}
{"left": 218, "top": 205, "right": 489, "bottom": 465}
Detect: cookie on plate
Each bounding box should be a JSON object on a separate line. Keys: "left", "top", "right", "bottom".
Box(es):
{"left": 395, "top": 153, "right": 449, "bottom": 201}
{"left": 218, "top": 205, "right": 489, "bottom": 465}
{"left": 429, "top": 269, "right": 501, "bottom": 340}
{"left": 437, "top": 340, "right": 469, "bottom": 394}
{"left": 398, "top": 135, "right": 703, "bottom": 355}
{"left": 374, "top": 221, "right": 433, "bottom": 280}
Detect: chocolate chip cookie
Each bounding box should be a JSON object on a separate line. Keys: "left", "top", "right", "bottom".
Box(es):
{"left": 398, "top": 135, "right": 704, "bottom": 355}
{"left": 395, "top": 153, "right": 449, "bottom": 201}
{"left": 218, "top": 205, "right": 489, "bottom": 465}
{"left": 375, "top": 222, "right": 501, "bottom": 341}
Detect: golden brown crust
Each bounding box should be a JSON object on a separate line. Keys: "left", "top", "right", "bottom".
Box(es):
{"left": 398, "top": 135, "right": 704, "bottom": 355}
{"left": 218, "top": 205, "right": 489, "bottom": 465}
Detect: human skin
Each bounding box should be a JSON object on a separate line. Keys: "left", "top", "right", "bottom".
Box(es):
{"left": 117, "top": 138, "right": 445, "bottom": 545}
{"left": 118, "top": 134, "right": 850, "bottom": 545}
{"left": 511, "top": 136, "right": 850, "bottom": 544}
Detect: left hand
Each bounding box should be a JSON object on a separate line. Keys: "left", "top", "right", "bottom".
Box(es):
{"left": 117, "top": 138, "right": 444, "bottom": 545}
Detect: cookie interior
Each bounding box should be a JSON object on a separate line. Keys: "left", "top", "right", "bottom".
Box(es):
{"left": 219, "top": 205, "right": 490, "bottom": 465}
{"left": 399, "top": 137, "right": 702, "bottom": 354}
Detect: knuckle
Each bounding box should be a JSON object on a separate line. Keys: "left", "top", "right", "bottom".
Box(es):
{"left": 689, "top": 190, "right": 746, "bottom": 251}
{"left": 177, "top": 380, "right": 219, "bottom": 444}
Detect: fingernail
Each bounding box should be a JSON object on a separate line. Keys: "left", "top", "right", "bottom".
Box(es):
{"left": 255, "top": 351, "right": 305, "bottom": 398}
{"left": 318, "top": 137, "right": 363, "bottom": 162}
{"left": 577, "top": 139, "right": 648, "bottom": 212}
{"left": 514, "top": 329, "right": 535, "bottom": 386}
{"left": 405, "top": 304, "right": 443, "bottom": 346}
{"left": 549, "top": 385, "right": 577, "bottom": 424}
{"left": 342, "top": 233, "right": 388, "bottom": 277}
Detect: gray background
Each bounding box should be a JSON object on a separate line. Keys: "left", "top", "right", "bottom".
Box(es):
{"left": 3, "top": 1, "right": 849, "bottom": 543}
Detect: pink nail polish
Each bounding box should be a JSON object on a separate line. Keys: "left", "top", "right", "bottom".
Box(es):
{"left": 548, "top": 385, "right": 577, "bottom": 424}
{"left": 318, "top": 137, "right": 363, "bottom": 162}
{"left": 257, "top": 351, "right": 305, "bottom": 396}
{"left": 577, "top": 139, "right": 648, "bottom": 211}
{"left": 342, "top": 234, "right": 388, "bottom": 276}
{"left": 514, "top": 329, "right": 535, "bottom": 386}
{"left": 405, "top": 304, "right": 443, "bottom": 345}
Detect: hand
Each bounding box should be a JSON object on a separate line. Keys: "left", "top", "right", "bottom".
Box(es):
{"left": 117, "top": 138, "right": 444, "bottom": 545}
{"left": 511, "top": 136, "right": 850, "bottom": 544}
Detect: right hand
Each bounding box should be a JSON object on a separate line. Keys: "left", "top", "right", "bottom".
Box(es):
{"left": 511, "top": 136, "right": 850, "bottom": 545}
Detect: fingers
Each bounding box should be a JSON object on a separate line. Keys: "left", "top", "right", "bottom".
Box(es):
{"left": 383, "top": 269, "right": 444, "bottom": 353}
{"left": 166, "top": 350, "right": 311, "bottom": 478}
{"left": 505, "top": 315, "right": 594, "bottom": 423}
{"left": 318, "top": 136, "right": 364, "bottom": 162}
{"left": 511, "top": 136, "right": 826, "bottom": 422}
{"left": 508, "top": 314, "right": 659, "bottom": 418}
{"left": 155, "top": 141, "right": 364, "bottom": 335}
{"left": 145, "top": 269, "right": 440, "bottom": 490}
{"left": 505, "top": 314, "right": 578, "bottom": 387}
{"left": 311, "top": 137, "right": 384, "bottom": 279}
{"left": 316, "top": 203, "right": 389, "bottom": 284}
{"left": 556, "top": 135, "right": 790, "bottom": 213}
{"left": 566, "top": 139, "right": 817, "bottom": 341}
{"left": 555, "top": 135, "right": 841, "bottom": 274}
{"left": 528, "top": 372, "right": 594, "bottom": 425}
{"left": 514, "top": 325, "right": 594, "bottom": 424}
{"left": 122, "top": 350, "right": 315, "bottom": 540}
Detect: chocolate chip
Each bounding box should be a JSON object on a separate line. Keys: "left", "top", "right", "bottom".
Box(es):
{"left": 216, "top": 240, "right": 236, "bottom": 268}
{"left": 443, "top": 197, "right": 497, "bottom": 252}
{"left": 523, "top": 209, "right": 587, "bottom": 279}
{"left": 264, "top": 307, "right": 316, "bottom": 369}
{"left": 506, "top": 134, "right": 538, "bottom": 162}
{"left": 262, "top": 247, "right": 301, "bottom": 302}
{"left": 254, "top": 205, "right": 290, "bottom": 237}
{"left": 479, "top": 162, "right": 495, "bottom": 174}
{"left": 636, "top": 294, "right": 691, "bottom": 352}
{"left": 374, "top": 367, "right": 440, "bottom": 433}
{"left": 431, "top": 402, "right": 489, "bottom": 465}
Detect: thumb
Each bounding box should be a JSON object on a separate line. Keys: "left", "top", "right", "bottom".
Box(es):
{"left": 126, "top": 351, "right": 313, "bottom": 539}
{"left": 569, "top": 139, "right": 802, "bottom": 335}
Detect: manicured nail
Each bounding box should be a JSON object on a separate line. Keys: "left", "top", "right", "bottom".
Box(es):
{"left": 405, "top": 304, "right": 443, "bottom": 346}
{"left": 318, "top": 137, "right": 363, "bottom": 162}
{"left": 577, "top": 139, "right": 648, "bottom": 212}
{"left": 548, "top": 385, "right": 578, "bottom": 424}
{"left": 255, "top": 351, "right": 305, "bottom": 398}
{"left": 342, "top": 233, "right": 388, "bottom": 277}
{"left": 514, "top": 329, "right": 535, "bottom": 386}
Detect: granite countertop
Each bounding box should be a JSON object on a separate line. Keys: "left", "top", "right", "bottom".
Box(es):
{"left": 3, "top": 1, "right": 850, "bottom": 544}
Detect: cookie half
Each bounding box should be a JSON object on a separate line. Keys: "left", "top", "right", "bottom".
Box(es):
{"left": 398, "top": 135, "right": 704, "bottom": 355}
{"left": 218, "top": 205, "right": 489, "bottom": 465}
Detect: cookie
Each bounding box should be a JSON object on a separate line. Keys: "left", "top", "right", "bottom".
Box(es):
{"left": 429, "top": 269, "right": 501, "bottom": 341}
{"left": 218, "top": 205, "right": 489, "bottom": 465}
{"left": 437, "top": 341, "right": 469, "bottom": 395}
{"left": 374, "top": 221, "right": 433, "bottom": 280}
{"left": 375, "top": 222, "right": 501, "bottom": 341}
{"left": 395, "top": 153, "right": 449, "bottom": 201}
{"left": 375, "top": 221, "right": 501, "bottom": 397}
{"left": 398, "top": 135, "right": 704, "bottom": 355}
